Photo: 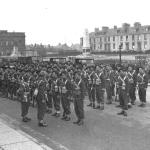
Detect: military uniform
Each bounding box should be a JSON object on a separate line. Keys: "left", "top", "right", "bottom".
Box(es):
{"left": 17, "top": 76, "right": 31, "bottom": 122}
{"left": 46, "top": 75, "right": 53, "bottom": 114}
{"left": 52, "top": 73, "right": 61, "bottom": 117}
{"left": 36, "top": 71, "right": 48, "bottom": 127}
{"left": 127, "top": 69, "right": 137, "bottom": 105}
{"left": 60, "top": 72, "right": 72, "bottom": 121}
{"left": 117, "top": 69, "right": 129, "bottom": 116}
{"left": 137, "top": 69, "right": 148, "bottom": 107}
{"left": 94, "top": 67, "right": 105, "bottom": 110}
{"left": 73, "top": 72, "right": 86, "bottom": 125}
{"left": 105, "top": 67, "right": 115, "bottom": 104}
{"left": 87, "top": 70, "right": 95, "bottom": 107}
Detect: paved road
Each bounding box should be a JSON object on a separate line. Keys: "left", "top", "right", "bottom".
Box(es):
{"left": 0, "top": 87, "right": 150, "bottom": 150}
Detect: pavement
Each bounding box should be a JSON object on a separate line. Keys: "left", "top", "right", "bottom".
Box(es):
{"left": 0, "top": 87, "right": 150, "bottom": 150}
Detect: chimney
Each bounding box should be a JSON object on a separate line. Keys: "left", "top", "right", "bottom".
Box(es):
{"left": 94, "top": 28, "right": 99, "bottom": 32}
{"left": 114, "top": 26, "right": 117, "bottom": 29}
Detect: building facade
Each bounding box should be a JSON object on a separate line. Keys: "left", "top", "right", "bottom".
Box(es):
{"left": 0, "top": 30, "right": 25, "bottom": 56}
{"left": 90, "top": 22, "right": 150, "bottom": 52}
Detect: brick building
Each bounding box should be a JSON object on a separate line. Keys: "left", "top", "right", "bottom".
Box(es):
{"left": 90, "top": 22, "right": 150, "bottom": 52}
{"left": 0, "top": 30, "right": 25, "bottom": 56}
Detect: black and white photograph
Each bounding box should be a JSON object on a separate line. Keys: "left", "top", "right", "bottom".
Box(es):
{"left": 0, "top": 0, "right": 150, "bottom": 149}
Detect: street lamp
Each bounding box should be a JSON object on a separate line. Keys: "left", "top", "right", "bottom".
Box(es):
{"left": 119, "top": 43, "right": 123, "bottom": 65}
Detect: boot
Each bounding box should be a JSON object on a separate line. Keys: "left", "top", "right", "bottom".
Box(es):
{"left": 77, "top": 119, "right": 84, "bottom": 126}
{"left": 65, "top": 116, "right": 71, "bottom": 121}
{"left": 73, "top": 119, "right": 80, "bottom": 124}
{"left": 38, "top": 122, "right": 48, "bottom": 127}
{"left": 87, "top": 103, "right": 92, "bottom": 107}
{"left": 117, "top": 110, "right": 124, "bottom": 115}
{"left": 100, "top": 105, "right": 104, "bottom": 110}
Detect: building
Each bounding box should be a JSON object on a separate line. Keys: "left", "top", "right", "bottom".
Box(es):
{"left": 0, "top": 30, "right": 25, "bottom": 56}
{"left": 90, "top": 22, "right": 150, "bottom": 52}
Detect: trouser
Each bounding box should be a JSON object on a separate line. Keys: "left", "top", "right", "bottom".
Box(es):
{"left": 138, "top": 88, "right": 146, "bottom": 103}
{"left": 119, "top": 89, "right": 128, "bottom": 110}
{"left": 21, "top": 102, "right": 30, "bottom": 117}
{"left": 53, "top": 92, "right": 60, "bottom": 112}
{"left": 74, "top": 96, "right": 84, "bottom": 120}
{"left": 3, "top": 82, "right": 8, "bottom": 97}
{"left": 91, "top": 86, "right": 96, "bottom": 104}
{"left": 106, "top": 84, "right": 114, "bottom": 102}
{"left": 47, "top": 93, "right": 53, "bottom": 109}
{"left": 129, "top": 85, "right": 136, "bottom": 103}
{"left": 61, "top": 93, "right": 71, "bottom": 116}
{"left": 37, "top": 101, "right": 46, "bottom": 121}
{"left": 96, "top": 85, "right": 105, "bottom": 105}
{"left": 87, "top": 84, "right": 92, "bottom": 103}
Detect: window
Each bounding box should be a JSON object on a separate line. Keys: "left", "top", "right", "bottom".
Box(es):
{"left": 100, "top": 37, "right": 102, "bottom": 42}
{"left": 126, "top": 36, "right": 128, "bottom": 41}
{"left": 104, "top": 37, "right": 107, "bottom": 42}
{"left": 96, "top": 38, "right": 99, "bottom": 43}
{"left": 113, "top": 36, "right": 115, "bottom": 42}
{"left": 144, "top": 41, "right": 147, "bottom": 49}
{"left": 120, "top": 36, "right": 123, "bottom": 41}
{"left": 107, "top": 37, "right": 110, "bottom": 42}
{"left": 132, "top": 35, "right": 135, "bottom": 41}
{"left": 136, "top": 28, "right": 139, "bottom": 32}
{"left": 6, "top": 41, "right": 8, "bottom": 46}
{"left": 144, "top": 34, "right": 147, "bottom": 40}
{"left": 117, "top": 30, "right": 120, "bottom": 33}
{"left": 132, "top": 42, "right": 135, "bottom": 49}
{"left": 113, "top": 43, "right": 115, "bottom": 49}
{"left": 100, "top": 44, "right": 102, "bottom": 49}
{"left": 137, "top": 35, "right": 141, "bottom": 40}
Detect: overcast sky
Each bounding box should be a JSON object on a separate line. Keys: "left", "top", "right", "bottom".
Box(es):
{"left": 0, "top": 0, "right": 149, "bottom": 45}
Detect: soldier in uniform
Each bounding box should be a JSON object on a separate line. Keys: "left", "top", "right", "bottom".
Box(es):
{"left": 105, "top": 66, "right": 115, "bottom": 104}
{"left": 60, "top": 71, "right": 72, "bottom": 121}
{"left": 117, "top": 68, "right": 129, "bottom": 116}
{"left": 17, "top": 75, "right": 31, "bottom": 122}
{"left": 137, "top": 67, "right": 148, "bottom": 107}
{"left": 127, "top": 66, "right": 137, "bottom": 106}
{"left": 46, "top": 73, "right": 53, "bottom": 114}
{"left": 94, "top": 66, "right": 105, "bottom": 110}
{"left": 86, "top": 66, "right": 95, "bottom": 108}
{"left": 36, "top": 71, "right": 48, "bottom": 127}
{"left": 51, "top": 71, "right": 61, "bottom": 117}
{"left": 73, "top": 71, "right": 86, "bottom": 125}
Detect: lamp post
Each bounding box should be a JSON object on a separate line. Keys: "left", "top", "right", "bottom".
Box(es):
{"left": 119, "top": 43, "right": 123, "bottom": 65}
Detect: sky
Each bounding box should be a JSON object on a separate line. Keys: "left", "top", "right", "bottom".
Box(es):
{"left": 0, "top": 0, "right": 150, "bottom": 46}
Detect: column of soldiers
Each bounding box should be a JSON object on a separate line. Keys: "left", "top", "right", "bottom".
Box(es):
{"left": 0, "top": 61, "right": 149, "bottom": 127}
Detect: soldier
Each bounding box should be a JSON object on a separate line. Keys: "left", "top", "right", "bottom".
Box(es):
{"left": 127, "top": 66, "right": 137, "bottom": 106}
{"left": 94, "top": 66, "right": 105, "bottom": 110}
{"left": 46, "top": 73, "right": 53, "bottom": 114}
{"left": 17, "top": 75, "right": 31, "bottom": 122}
{"left": 137, "top": 67, "right": 148, "bottom": 107}
{"left": 60, "top": 71, "right": 72, "bottom": 121}
{"left": 36, "top": 71, "right": 48, "bottom": 127}
{"left": 51, "top": 71, "right": 61, "bottom": 117}
{"left": 117, "top": 68, "right": 129, "bottom": 116}
{"left": 3, "top": 68, "right": 9, "bottom": 98}
{"left": 86, "top": 66, "right": 95, "bottom": 108}
{"left": 72, "top": 71, "right": 86, "bottom": 125}
{"left": 105, "top": 66, "right": 115, "bottom": 104}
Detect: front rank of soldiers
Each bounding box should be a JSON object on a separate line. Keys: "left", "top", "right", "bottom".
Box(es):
{"left": 0, "top": 61, "right": 149, "bottom": 127}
